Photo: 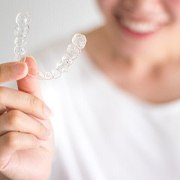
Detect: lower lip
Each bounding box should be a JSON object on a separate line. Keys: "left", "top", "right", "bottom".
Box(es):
{"left": 117, "top": 20, "right": 159, "bottom": 39}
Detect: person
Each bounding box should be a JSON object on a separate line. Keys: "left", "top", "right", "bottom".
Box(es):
{"left": 0, "top": 0, "right": 180, "bottom": 179}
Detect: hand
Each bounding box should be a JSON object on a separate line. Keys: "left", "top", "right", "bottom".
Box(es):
{"left": 0, "top": 57, "right": 54, "bottom": 180}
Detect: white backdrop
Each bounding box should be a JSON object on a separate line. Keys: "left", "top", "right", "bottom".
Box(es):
{"left": 0, "top": 0, "right": 103, "bottom": 63}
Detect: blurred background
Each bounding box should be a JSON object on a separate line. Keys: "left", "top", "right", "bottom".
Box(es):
{"left": 0, "top": 0, "right": 103, "bottom": 63}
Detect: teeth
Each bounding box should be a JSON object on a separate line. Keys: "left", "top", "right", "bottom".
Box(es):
{"left": 121, "top": 19, "right": 158, "bottom": 33}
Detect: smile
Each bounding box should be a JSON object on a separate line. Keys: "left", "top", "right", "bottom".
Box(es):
{"left": 115, "top": 15, "right": 163, "bottom": 38}
{"left": 121, "top": 19, "right": 159, "bottom": 34}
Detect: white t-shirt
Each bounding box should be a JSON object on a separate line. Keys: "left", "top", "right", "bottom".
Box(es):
{"left": 35, "top": 37, "right": 180, "bottom": 180}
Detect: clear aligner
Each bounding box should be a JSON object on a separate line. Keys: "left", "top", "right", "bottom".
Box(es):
{"left": 14, "top": 12, "right": 31, "bottom": 61}
{"left": 35, "top": 33, "right": 87, "bottom": 80}
{"left": 14, "top": 12, "right": 87, "bottom": 80}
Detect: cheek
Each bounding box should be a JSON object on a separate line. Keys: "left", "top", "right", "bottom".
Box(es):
{"left": 165, "top": 0, "right": 180, "bottom": 21}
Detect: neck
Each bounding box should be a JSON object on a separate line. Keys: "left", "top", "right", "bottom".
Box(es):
{"left": 85, "top": 26, "right": 180, "bottom": 76}
{"left": 85, "top": 26, "right": 180, "bottom": 103}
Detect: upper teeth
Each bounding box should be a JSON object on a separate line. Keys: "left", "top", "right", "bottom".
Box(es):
{"left": 121, "top": 19, "right": 158, "bottom": 33}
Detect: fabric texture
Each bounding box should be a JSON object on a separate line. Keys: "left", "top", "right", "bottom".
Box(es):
{"left": 34, "top": 37, "right": 180, "bottom": 180}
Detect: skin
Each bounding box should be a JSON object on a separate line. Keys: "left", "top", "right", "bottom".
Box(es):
{"left": 85, "top": 0, "right": 180, "bottom": 103}
{"left": 0, "top": 0, "right": 180, "bottom": 179}
{"left": 0, "top": 57, "right": 54, "bottom": 180}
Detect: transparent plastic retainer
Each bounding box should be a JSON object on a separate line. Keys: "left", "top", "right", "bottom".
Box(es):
{"left": 14, "top": 12, "right": 87, "bottom": 80}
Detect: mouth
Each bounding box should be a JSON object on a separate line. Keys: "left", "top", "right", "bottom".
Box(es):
{"left": 115, "top": 15, "right": 163, "bottom": 38}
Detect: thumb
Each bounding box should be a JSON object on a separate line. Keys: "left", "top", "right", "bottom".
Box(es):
{"left": 17, "top": 57, "right": 42, "bottom": 99}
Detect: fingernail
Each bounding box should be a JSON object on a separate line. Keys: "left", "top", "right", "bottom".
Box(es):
{"left": 25, "top": 57, "right": 38, "bottom": 75}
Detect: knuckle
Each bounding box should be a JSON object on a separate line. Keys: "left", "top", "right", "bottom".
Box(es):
{"left": 28, "top": 95, "right": 44, "bottom": 114}
{"left": 7, "top": 110, "right": 21, "bottom": 128}
{"left": 29, "top": 95, "right": 39, "bottom": 106}
{"left": 37, "top": 123, "right": 46, "bottom": 136}
{"left": 5, "top": 132, "right": 18, "bottom": 148}
{"left": 28, "top": 95, "right": 43, "bottom": 110}
{"left": 4, "top": 132, "right": 38, "bottom": 149}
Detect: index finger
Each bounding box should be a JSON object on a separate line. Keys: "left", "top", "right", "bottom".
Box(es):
{"left": 0, "top": 61, "right": 28, "bottom": 83}
{"left": 0, "top": 87, "right": 52, "bottom": 120}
